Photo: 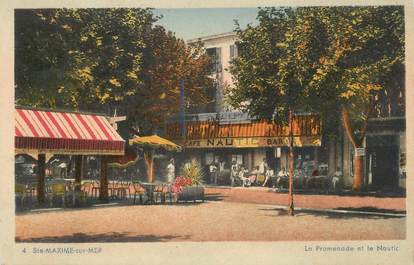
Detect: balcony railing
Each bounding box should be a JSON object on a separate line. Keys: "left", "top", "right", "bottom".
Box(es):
{"left": 169, "top": 112, "right": 252, "bottom": 124}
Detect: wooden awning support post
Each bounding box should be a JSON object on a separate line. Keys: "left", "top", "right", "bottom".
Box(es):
{"left": 37, "top": 153, "right": 46, "bottom": 204}
{"left": 74, "top": 155, "right": 83, "bottom": 192}
{"left": 73, "top": 155, "right": 83, "bottom": 206}
{"left": 99, "top": 156, "right": 109, "bottom": 203}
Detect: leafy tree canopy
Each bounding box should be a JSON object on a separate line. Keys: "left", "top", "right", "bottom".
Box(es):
{"left": 123, "top": 26, "right": 213, "bottom": 134}
{"left": 228, "top": 6, "right": 404, "bottom": 140}
{"left": 15, "top": 8, "right": 213, "bottom": 135}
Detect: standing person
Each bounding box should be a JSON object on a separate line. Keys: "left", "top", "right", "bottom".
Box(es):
{"left": 218, "top": 159, "right": 229, "bottom": 185}
{"left": 209, "top": 160, "right": 218, "bottom": 185}
{"left": 219, "top": 160, "right": 226, "bottom": 172}
{"left": 331, "top": 167, "right": 342, "bottom": 191}
{"left": 230, "top": 159, "right": 239, "bottom": 186}
{"left": 258, "top": 158, "right": 268, "bottom": 185}
{"left": 259, "top": 158, "right": 268, "bottom": 175}
{"left": 166, "top": 159, "right": 175, "bottom": 183}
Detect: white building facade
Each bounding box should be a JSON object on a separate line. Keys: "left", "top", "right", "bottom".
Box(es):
{"left": 188, "top": 32, "right": 238, "bottom": 112}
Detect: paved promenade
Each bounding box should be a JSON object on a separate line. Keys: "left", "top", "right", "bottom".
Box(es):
{"left": 204, "top": 186, "right": 405, "bottom": 213}
{"left": 16, "top": 187, "right": 405, "bottom": 242}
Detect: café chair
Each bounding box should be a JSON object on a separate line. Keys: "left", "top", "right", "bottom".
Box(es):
{"left": 132, "top": 182, "right": 146, "bottom": 204}
{"left": 91, "top": 180, "right": 100, "bottom": 198}
{"left": 154, "top": 183, "right": 174, "bottom": 204}
{"left": 80, "top": 182, "right": 94, "bottom": 203}
{"left": 153, "top": 184, "right": 164, "bottom": 203}
{"left": 15, "top": 183, "right": 27, "bottom": 208}
{"left": 48, "top": 183, "right": 66, "bottom": 207}
{"left": 114, "top": 180, "right": 129, "bottom": 200}
{"left": 109, "top": 180, "right": 119, "bottom": 200}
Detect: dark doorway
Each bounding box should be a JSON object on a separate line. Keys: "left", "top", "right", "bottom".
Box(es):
{"left": 266, "top": 148, "right": 280, "bottom": 171}
{"left": 367, "top": 136, "right": 399, "bottom": 190}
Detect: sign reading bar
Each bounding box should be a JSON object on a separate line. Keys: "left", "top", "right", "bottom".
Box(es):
{"left": 177, "top": 136, "right": 321, "bottom": 149}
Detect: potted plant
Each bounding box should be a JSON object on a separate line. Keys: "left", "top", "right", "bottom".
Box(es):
{"left": 173, "top": 159, "right": 205, "bottom": 202}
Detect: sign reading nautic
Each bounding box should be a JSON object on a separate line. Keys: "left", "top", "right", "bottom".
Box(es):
{"left": 177, "top": 136, "right": 321, "bottom": 148}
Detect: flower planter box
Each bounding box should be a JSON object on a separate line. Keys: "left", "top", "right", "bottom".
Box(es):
{"left": 177, "top": 186, "right": 204, "bottom": 202}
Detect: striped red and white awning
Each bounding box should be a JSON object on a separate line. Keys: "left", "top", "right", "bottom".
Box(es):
{"left": 15, "top": 107, "right": 125, "bottom": 155}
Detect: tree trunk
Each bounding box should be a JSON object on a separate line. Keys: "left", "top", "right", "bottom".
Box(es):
{"left": 341, "top": 107, "right": 364, "bottom": 191}
{"left": 288, "top": 110, "right": 294, "bottom": 216}
{"left": 99, "top": 156, "right": 109, "bottom": 203}
{"left": 37, "top": 153, "right": 46, "bottom": 204}
{"left": 353, "top": 154, "right": 364, "bottom": 190}
{"left": 144, "top": 150, "right": 154, "bottom": 183}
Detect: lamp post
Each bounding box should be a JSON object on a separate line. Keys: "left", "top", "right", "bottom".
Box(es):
{"left": 180, "top": 79, "right": 186, "bottom": 139}
{"left": 288, "top": 110, "right": 295, "bottom": 216}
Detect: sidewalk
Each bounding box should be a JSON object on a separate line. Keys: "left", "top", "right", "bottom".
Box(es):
{"left": 204, "top": 186, "right": 406, "bottom": 213}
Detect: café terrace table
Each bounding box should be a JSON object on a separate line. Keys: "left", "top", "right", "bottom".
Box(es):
{"left": 140, "top": 182, "right": 174, "bottom": 204}
{"left": 140, "top": 182, "right": 158, "bottom": 204}
{"left": 62, "top": 179, "right": 83, "bottom": 206}
{"left": 57, "top": 179, "right": 88, "bottom": 206}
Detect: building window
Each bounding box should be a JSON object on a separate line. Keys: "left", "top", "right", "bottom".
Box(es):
{"left": 230, "top": 44, "right": 238, "bottom": 60}
{"left": 205, "top": 152, "right": 214, "bottom": 165}
{"left": 231, "top": 154, "right": 243, "bottom": 165}
{"left": 206, "top": 47, "right": 222, "bottom": 73}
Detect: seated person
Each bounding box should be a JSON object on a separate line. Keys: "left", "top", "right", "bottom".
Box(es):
{"left": 311, "top": 169, "right": 320, "bottom": 177}
{"left": 248, "top": 166, "right": 259, "bottom": 185}
{"left": 293, "top": 168, "right": 306, "bottom": 189}
{"left": 276, "top": 167, "right": 288, "bottom": 189}
{"left": 238, "top": 166, "right": 250, "bottom": 187}
{"left": 308, "top": 169, "right": 330, "bottom": 189}
{"left": 263, "top": 168, "right": 275, "bottom": 187}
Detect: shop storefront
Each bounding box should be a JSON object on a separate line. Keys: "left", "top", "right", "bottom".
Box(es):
{"left": 334, "top": 117, "right": 405, "bottom": 191}
{"left": 365, "top": 117, "right": 406, "bottom": 190}
{"left": 166, "top": 113, "right": 323, "bottom": 185}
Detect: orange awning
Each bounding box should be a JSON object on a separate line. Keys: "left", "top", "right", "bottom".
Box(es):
{"left": 166, "top": 114, "right": 322, "bottom": 148}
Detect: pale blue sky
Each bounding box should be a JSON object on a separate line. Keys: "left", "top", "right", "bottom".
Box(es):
{"left": 153, "top": 8, "right": 260, "bottom": 41}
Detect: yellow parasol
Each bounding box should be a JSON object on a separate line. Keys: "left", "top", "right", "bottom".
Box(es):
{"left": 129, "top": 135, "right": 181, "bottom": 182}
{"left": 129, "top": 135, "right": 181, "bottom": 151}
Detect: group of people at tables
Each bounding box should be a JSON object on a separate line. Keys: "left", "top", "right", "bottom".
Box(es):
{"left": 209, "top": 158, "right": 342, "bottom": 190}
{"left": 208, "top": 158, "right": 283, "bottom": 188}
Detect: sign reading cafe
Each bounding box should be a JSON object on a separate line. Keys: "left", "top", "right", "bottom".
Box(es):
{"left": 179, "top": 136, "right": 321, "bottom": 148}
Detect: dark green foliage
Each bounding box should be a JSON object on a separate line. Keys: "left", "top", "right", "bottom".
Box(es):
{"left": 227, "top": 6, "right": 404, "bottom": 138}
{"left": 15, "top": 9, "right": 213, "bottom": 134}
